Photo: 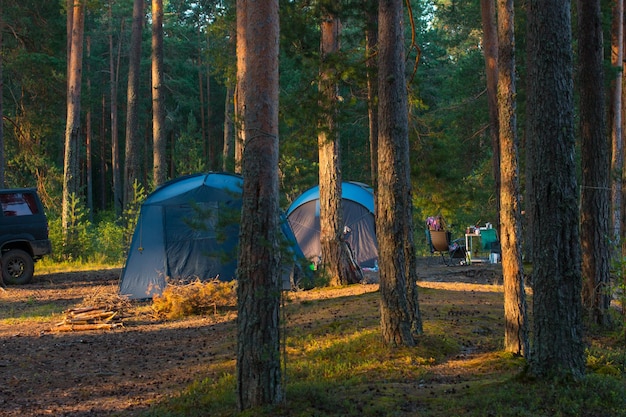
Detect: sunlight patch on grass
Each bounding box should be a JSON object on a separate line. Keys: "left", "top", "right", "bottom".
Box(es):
{"left": 36, "top": 259, "right": 121, "bottom": 274}
{"left": 0, "top": 303, "right": 64, "bottom": 322}
{"left": 138, "top": 282, "right": 626, "bottom": 417}
{"left": 141, "top": 374, "right": 237, "bottom": 417}
{"left": 586, "top": 332, "right": 626, "bottom": 376}
{"left": 285, "top": 329, "right": 450, "bottom": 384}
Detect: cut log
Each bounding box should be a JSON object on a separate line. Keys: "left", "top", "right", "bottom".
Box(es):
{"left": 55, "top": 322, "right": 123, "bottom": 332}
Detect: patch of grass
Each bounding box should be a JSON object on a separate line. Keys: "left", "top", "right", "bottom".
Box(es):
{"left": 141, "top": 374, "right": 238, "bottom": 417}
{"left": 432, "top": 373, "right": 626, "bottom": 417}
{"left": 36, "top": 258, "right": 121, "bottom": 274}
{"left": 586, "top": 330, "right": 626, "bottom": 376}
{"left": 0, "top": 302, "right": 64, "bottom": 322}
{"left": 139, "top": 284, "right": 626, "bottom": 417}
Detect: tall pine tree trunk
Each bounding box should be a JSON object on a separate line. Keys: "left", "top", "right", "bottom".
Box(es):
{"left": 610, "top": 0, "right": 623, "bottom": 256}
{"left": 124, "top": 0, "right": 143, "bottom": 207}
{"left": 223, "top": 29, "right": 236, "bottom": 172}
{"left": 236, "top": 0, "right": 283, "bottom": 409}
{"left": 206, "top": 68, "right": 213, "bottom": 169}
{"left": 365, "top": 0, "right": 378, "bottom": 189}
{"left": 526, "top": 0, "right": 585, "bottom": 379}
{"left": 497, "top": 0, "right": 528, "bottom": 356}
{"left": 223, "top": 82, "right": 235, "bottom": 172}
{"left": 109, "top": 3, "right": 122, "bottom": 216}
{"left": 86, "top": 36, "right": 93, "bottom": 219}
{"left": 234, "top": 2, "right": 246, "bottom": 175}
{"left": 377, "top": 0, "right": 422, "bottom": 347}
{"left": 480, "top": 0, "right": 501, "bottom": 226}
{"left": 62, "top": 0, "right": 85, "bottom": 233}
{"left": 578, "top": 0, "right": 611, "bottom": 326}
{"left": 151, "top": 0, "right": 166, "bottom": 186}
{"left": 318, "top": 12, "right": 361, "bottom": 286}
{"left": 0, "top": 0, "right": 5, "bottom": 188}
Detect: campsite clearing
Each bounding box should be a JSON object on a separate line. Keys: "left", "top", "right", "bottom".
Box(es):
{"left": 0, "top": 260, "right": 505, "bottom": 416}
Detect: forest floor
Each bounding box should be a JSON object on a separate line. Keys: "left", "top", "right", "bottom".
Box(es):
{"left": 0, "top": 258, "right": 504, "bottom": 417}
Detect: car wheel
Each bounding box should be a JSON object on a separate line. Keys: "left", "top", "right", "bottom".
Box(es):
{"left": 2, "top": 249, "right": 35, "bottom": 285}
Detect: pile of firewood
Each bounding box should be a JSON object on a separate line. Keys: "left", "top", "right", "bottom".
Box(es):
{"left": 54, "top": 306, "right": 124, "bottom": 332}
{"left": 51, "top": 286, "right": 134, "bottom": 332}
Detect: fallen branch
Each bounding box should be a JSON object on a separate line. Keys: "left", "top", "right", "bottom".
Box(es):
{"left": 55, "top": 322, "right": 123, "bottom": 332}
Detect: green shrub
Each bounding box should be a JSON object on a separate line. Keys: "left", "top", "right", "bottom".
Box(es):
{"left": 93, "top": 219, "right": 126, "bottom": 264}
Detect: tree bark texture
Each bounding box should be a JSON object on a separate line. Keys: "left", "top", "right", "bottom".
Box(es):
{"left": 497, "top": 0, "right": 528, "bottom": 356}
{"left": 0, "top": 1, "right": 5, "bottom": 188}
{"left": 109, "top": 3, "right": 122, "bottom": 216}
{"left": 480, "top": 0, "right": 501, "bottom": 227}
{"left": 235, "top": 0, "right": 283, "bottom": 410}
{"left": 377, "top": 0, "right": 422, "bottom": 347}
{"left": 234, "top": 0, "right": 246, "bottom": 175}
{"left": 223, "top": 83, "right": 235, "bottom": 172}
{"left": 62, "top": 0, "right": 85, "bottom": 232}
{"left": 621, "top": 11, "right": 626, "bottom": 259}
{"left": 317, "top": 14, "right": 361, "bottom": 286}
{"left": 578, "top": 0, "right": 611, "bottom": 326}
{"left": 152, "top": 0, "right": 166, "bottom": 187}
{"left": 318, "top": 16, "right": 341, "bottom": 270}
{"left": 206, "top": 69, "right": 213, "bottom": 169}
{"left": 365, "top": 0, "right": 378, "bottom": 190}
{"left": 610, "top": 0, "right": 623, "bottom": 255}
{"left": 123, "top": 0, "right": 143, "bottom": 207}
{"left": 86, "top": 36, "right": 93, "bottom": 217}
{"left": 66, "top": 0, "right": 73, "bottom": 94}
{"left": 526, "top": 0, "right": 585, "bottom": 379}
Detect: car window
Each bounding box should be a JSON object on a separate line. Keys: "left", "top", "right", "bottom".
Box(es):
{"left": 0, "top": 192, "right": 39, "bottom": 216}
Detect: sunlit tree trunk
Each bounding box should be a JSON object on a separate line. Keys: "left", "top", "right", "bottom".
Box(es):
{"left": 236, "top": 0, "right": 283, "bottom": 410}
{"left": 62, "top": 0, "right": 85, "bottom": 232}
{"left": 234, "top": 2, "right": 245, "bottom": 175}
{"left": 318, "top": 11, "right": 362, "bottom": 286}
{"left": 223, "top": 29, "right": 236, "bottom": 172}
{"left": 66, "top": 0, "right": 73, "bottom": 93}
{"left": 578, "top": 0, "right": 611, "bottom": 326}
{"left": 377, "top": 0, "right": 422, "bottom": 347}
{"left": 152, "top": 0, "right": 166, "bottom": 187}
{"left": 497, "top": 0, "right": 528, "bottom": 356}
{"left": 480, "top": 0, "right": 501, "bottom": 225}
{"left": 124, "top": 0, "right": 143, "bottom": 207}
{"left": 610, "top": 0, "right": 623, "bottom": 255}
{"left": 526, "top": 0, "right": 585, "bottom": 379}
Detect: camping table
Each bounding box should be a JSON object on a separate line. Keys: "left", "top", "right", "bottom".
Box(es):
{"left": 465, "top": 232, "right": 487, "bottom": 264}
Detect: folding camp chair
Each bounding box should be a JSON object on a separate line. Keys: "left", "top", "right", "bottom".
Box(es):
{"left": 427, "top": 230, "right": 465, "bottom": 266}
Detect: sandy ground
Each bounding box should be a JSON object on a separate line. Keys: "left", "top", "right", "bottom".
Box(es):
{"left": 0, "top": 258, "right": 502, "bottom": 416}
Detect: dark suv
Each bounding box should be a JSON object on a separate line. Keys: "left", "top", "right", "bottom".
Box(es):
{"left": 0, "top": 188, "right": 51, "bottom": 284}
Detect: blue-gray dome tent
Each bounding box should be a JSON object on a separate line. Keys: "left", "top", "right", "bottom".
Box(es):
{"left": 286, "top": 181, "right": 378, "bottom": 269}
{"left": 119, "top": 172, "right": 245, "bottom": 299}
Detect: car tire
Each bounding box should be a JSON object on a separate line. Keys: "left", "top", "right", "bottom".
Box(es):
{"left": 2, "top": 249, "right": 35, "bottom": 285}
